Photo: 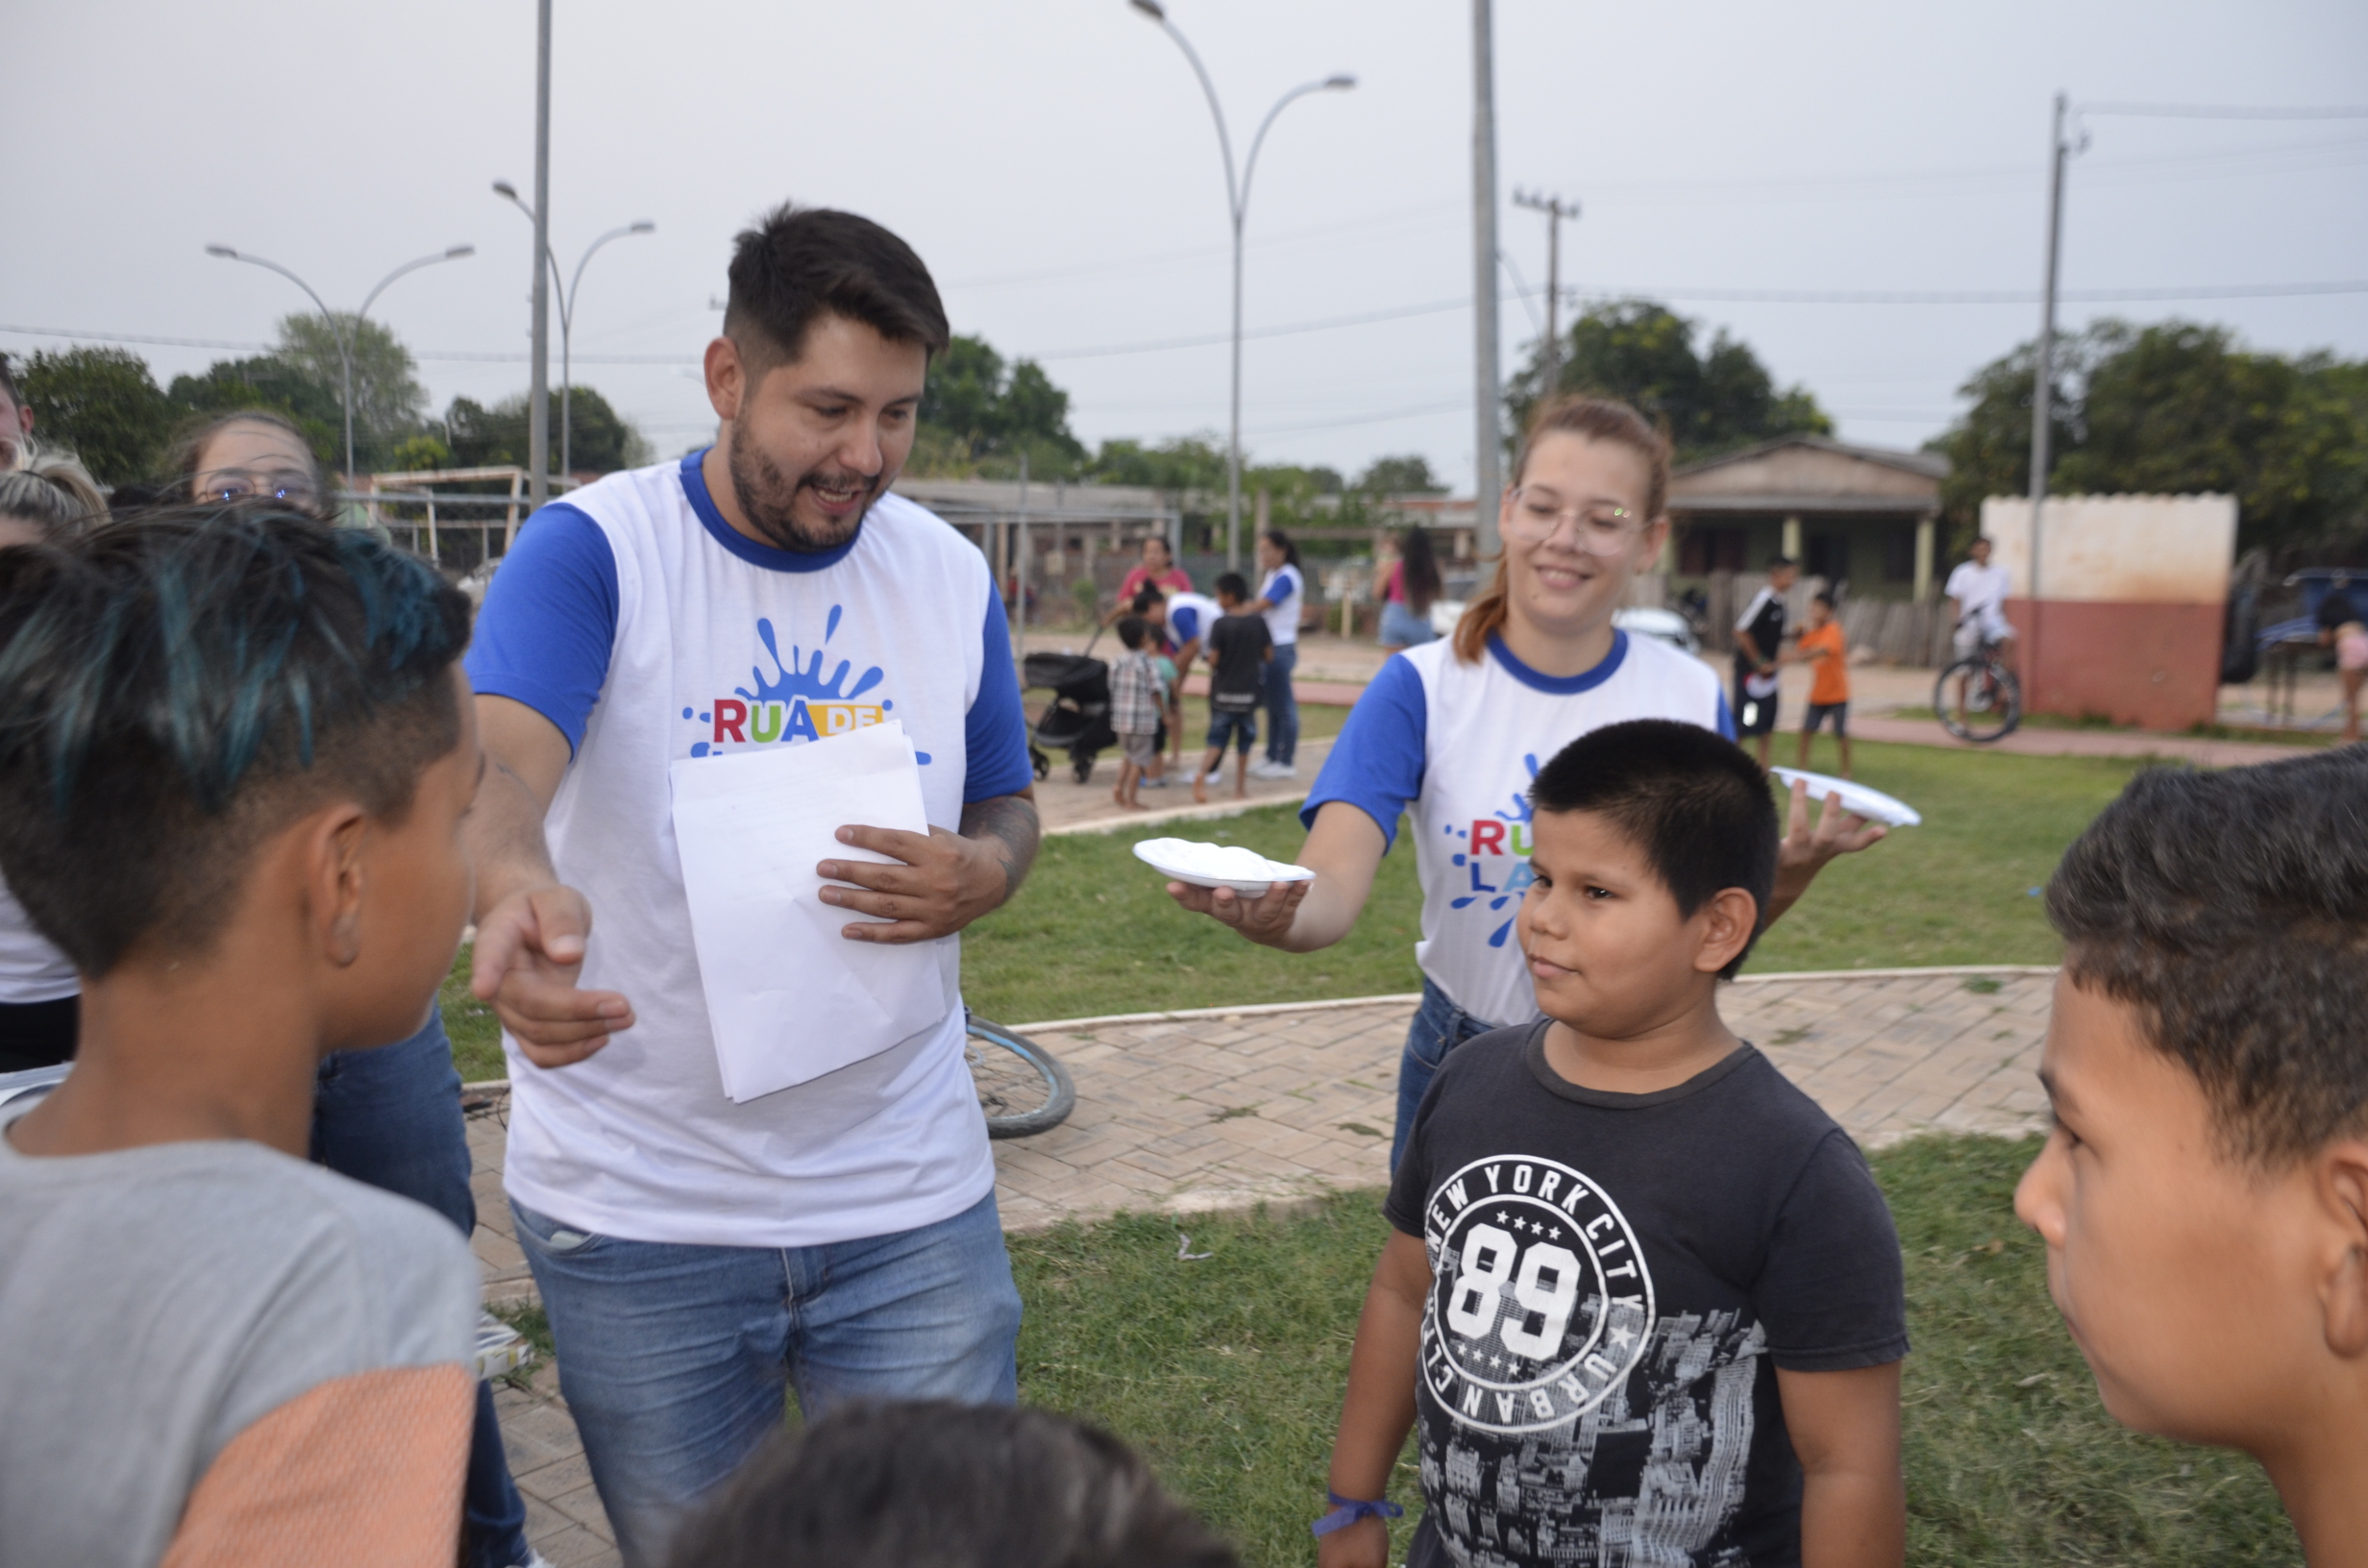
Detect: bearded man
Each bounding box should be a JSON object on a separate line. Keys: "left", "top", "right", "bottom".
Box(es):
{"left": 461, "top": 204, "right": 1037, "bottom": 1566}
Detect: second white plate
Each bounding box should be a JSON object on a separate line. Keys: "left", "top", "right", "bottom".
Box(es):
{"left": 1133, "top": 837, "right": 1317, "bottom": 894}
{"left": 1769, "top": 768, "right": 1923, "bottom": 827}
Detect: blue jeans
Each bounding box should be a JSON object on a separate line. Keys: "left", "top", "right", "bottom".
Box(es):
{"left": 511, "top": 1188, "right": 1023, "bottom": 1567}
{"left": 1379, "top": 600, "right": 1437, "bottom": 648}
{"left": 1263, "top": 641, "right": 1300, "bottom": 766}
{"left": 1392, "top": 977, "right": 1502, "bottom": 1173}
{"left": 313, "top": 1011, "right": 530, "bottom": 1568}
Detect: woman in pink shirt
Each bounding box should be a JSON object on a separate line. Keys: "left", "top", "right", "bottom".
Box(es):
{"left": 1112, "top": 534, "right": 1193, "bottom": 617}
{"left": 1376, "top": 525, "right": 1442, "bottom": 649}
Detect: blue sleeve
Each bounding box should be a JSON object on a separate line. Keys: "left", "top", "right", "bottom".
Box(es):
{"left": 964, "top": 584, "right": 1034, "bottom": 803}
{"left": 1172, "top": 604, "right": 1201, "bottom": 644}
{"left": 1299, "top": 654, "right": 1426, "bottom": 849}
{"left": 1715, "top": 691, "right": 1738, "bottom": 740}
{"left": 464, "top": 503, "right": 617, "bottom": 755}
{"left": 1266, "top": 568, "right": 1296, "bottom": 606}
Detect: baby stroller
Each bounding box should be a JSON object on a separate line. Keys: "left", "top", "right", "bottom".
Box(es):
{"left": 1023, "top": 627, "right": 1114, "bottom": 785}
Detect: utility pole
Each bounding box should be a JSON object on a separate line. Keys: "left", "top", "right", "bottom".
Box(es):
{"left": 1470, "top": 0, "right": 1501, "bottom": 556}
{"left": 2028, "top": 91, "right": 2068, "bottom": 604}
{"left": 528, "top": 0, "right": 553, "bottom": 508}
{"left": 1513, "top": 189, "right": 1579, "bottom": 395}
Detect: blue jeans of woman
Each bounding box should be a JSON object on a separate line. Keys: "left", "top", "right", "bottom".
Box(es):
{"left": 1263, "top": 641, "right": 1300, "bottom": 768}
{"left": 313, "top": 1011, "right": 530, "bottom": 1568}
{"left": 1379, "top": 600, "right": 1437, "bottom": 649}
{"left": 1392, "top": 977, "right": 1501, "bottom": 1173}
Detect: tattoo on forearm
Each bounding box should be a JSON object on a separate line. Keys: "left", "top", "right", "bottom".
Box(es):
{"left": 960, "top": 794, "right": 1041, "bottom": 903}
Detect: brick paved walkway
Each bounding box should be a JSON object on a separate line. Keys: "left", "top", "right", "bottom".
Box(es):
{"left": 474, "top": 966, "right": 2059, "bottom": 1565}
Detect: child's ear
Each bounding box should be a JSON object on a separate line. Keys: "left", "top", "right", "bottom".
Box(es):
{"left": 307, "top": 804, "right": 373, "bottom": 968}
{"left": 1692, "top": 888, "right": 1760, "bottom": 975}
{"left": 2315, "top": 1141, "right": 2368, "bottom": 1358}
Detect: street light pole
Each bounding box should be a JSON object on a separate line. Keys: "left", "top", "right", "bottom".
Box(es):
{"left": 1129, "top": 0, "right": 1352, "bottom": 572}
{"left": 1471, "top": 0, "right": 1501, "bottom": 558}
{"left": 530, "top": 0, "right": 554, "bottom": 508}
{"left": 497, "top": 183, "right": 654, "bottom": 480}
{"left": 205, "top": 243, "right": 474, "bottom": 489}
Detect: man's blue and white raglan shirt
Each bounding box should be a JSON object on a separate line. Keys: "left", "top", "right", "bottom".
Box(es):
{"left": 1303, "top": 629, "right": 1733, "bottom": 1031}
{"left": 465, "top": 452, "right": 1031, "bottom": 1249}
{"left": 1167, "top": 591, "right": 1220, "bottom": 654}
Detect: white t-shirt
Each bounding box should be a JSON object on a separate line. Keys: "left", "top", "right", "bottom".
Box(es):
{"left": 0, "top": 876, "right": 76, "bottom": 1006}
{"left": 465, "top": 453, "right": 1034, "bottom": 1248}
{"left": 1258, "top": 562, "right": 1304, "bottom": 647}
{"left": 1167, "top": 591, "right": 1221, "bottom": 656}
{"left": 1303, "top": 629, "right": 1733, "bottom": 1029}
{"left": 1945, "top": 560, "right": 2014, "bottom": 635}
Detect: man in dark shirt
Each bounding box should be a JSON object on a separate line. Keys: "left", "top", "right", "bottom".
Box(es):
{"left": 1194, "top": 572, "right": 1272, "bottom": 803}
{"left": 1319, "top": 722, "right": 1907, "bottom": 1568}
{"left": 1733, "top": 556, "right": 1797, "bottom": 767}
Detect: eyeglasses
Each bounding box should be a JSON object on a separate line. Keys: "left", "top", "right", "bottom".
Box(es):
{"left": 197, "top": 469, "right": 320, "bottom": 507}
{"left": 1505, "top": 488, "right": 1648, "bottom": 555}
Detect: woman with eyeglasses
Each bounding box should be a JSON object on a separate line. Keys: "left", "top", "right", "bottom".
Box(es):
{"left": 1162, "top": 395, "right": 1887, "bottom": 1164}
{"left": 169, "top": 409, "right": 540, "bottom": 1568}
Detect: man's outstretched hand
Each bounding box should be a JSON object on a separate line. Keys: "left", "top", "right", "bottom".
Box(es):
{"left": 470, "top": 882, "right": 635, "bottom": 1068}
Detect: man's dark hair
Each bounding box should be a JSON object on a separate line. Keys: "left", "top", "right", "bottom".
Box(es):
{"left": 1529, "top": 719, "right": 1778, "bottom": 980}
{"left": 1131, "top": 583, "right": 1167, "bottom": 613}
{"left": 1214, "top": 572, "right": 1249, "bottom": 602}
{"left": 0, "top": 506, "right": 471, "bottom": 977}
{"left": 1117, "top": 614, "right": 1149, "bottom": 650}
{"left": 1767, "top": 554, "right": 1797, "bottom": 571}
{"left": 723, "top": 204, "right": 950, "bottom": 380}
{"left": 1812, "top": 589, "right": 1835, "bottom": 609}
{"left": 2048, "top": 749, "right": 2368, "bottom": 1167}
{"left": 663, "top": 1401, "right": 1239, "bottom": 1568}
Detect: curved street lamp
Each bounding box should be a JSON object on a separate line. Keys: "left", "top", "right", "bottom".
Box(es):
{"left": 204, "top": 244, "right": 475, "bottom": 487}
{"left": 494, "top": 180, "right": 655, "bottom": 479}
{"left": 1128, "top": 0, "right": 1353, "bottom": 569}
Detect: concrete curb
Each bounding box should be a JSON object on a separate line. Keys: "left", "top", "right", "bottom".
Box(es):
{"left": 1043, "top": 791, "right": 1309, "bottom": 837}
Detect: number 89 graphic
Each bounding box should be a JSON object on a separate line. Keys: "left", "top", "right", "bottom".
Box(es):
{"left": 1445, "top": 1223, "right": 1584, "bottom": 1359}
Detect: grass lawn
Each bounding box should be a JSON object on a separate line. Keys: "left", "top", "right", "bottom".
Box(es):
{"left": 960, "top": 739, "right": 2152, "bottom": 1025}
{"left": 1000, "top": 1137, "right": 2296, "bottom": 1567}
{"left": 446, "top": 738, "right": 2151, "bottom": 1062}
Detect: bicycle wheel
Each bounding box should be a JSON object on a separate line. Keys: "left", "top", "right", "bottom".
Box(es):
{"left": 1935, "top": 657, "right": 2021, "bottom": 743}
{"left": 965, "top": 1015, "right": 1076, "bottom": 1139}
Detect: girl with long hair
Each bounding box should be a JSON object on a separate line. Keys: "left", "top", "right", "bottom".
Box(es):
{"left": 1376, "top": 525, "right": 1442, "bottom": 649}
{"left": 1245, "top": 527, "right": 1304, "bottom": 778}
{"left": 1163, "top": 396, "right": 1887, "bottom": 1164}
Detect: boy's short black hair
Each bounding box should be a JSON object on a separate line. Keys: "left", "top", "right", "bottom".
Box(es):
{"left": 1529, "top": 720, "right": 1778, "bottom": 979}
{"left": 664, "top": 1401, "right": 1239, "bottom": 1568}
{"left": 724, "top": 204, "right": 950, "bottom": 380}
{"left": 1214, "top": 572, "right": 1249, "bottom": 602}
{"left": 2048, "top": 749, "right": 2368, "bottom": 1167}
{"left": 1131, "top": 583, "right": 1167, "bottom": 613}
{"left": 1767, "top": 554, "right": 1797, "bottom": 572}
{"left": 0, "top": 506, "right": 472, "bottom": 977}
{"left": 1812, "top": 590, "right": 1835, "bottom": 608}
{"left": 1117, "top": 614, "right": 1149, "bottom": 650}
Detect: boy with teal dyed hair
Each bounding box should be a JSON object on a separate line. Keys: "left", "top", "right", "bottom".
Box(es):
{"left": 0, "top": 508, "right": 487, "bottom": 1566}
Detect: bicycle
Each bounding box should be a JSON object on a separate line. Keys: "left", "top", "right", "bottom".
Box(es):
{"left": 1934, "top": 629, "right": 2022, "bottom": 743}
{"left": 965, "top": 1013, "right": 1075, "bottom": 1139}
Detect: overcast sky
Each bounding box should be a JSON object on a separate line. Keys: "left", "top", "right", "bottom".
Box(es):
{"left": 6, "top": 0, "right": 2363, "bottom": 491}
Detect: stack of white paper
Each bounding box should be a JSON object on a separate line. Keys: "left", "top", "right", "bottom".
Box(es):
{"left": 668, "top": 722, "right": 955, "bottom": 1102}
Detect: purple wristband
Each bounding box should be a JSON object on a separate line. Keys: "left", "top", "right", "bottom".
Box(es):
{"left": 1312, "top": 1490, "right": 1404, "bottom": 1537}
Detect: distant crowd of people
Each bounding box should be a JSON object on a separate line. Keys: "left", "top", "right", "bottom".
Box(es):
{"left": 4, "top": 201, "right": 2367, "bottom": 1568}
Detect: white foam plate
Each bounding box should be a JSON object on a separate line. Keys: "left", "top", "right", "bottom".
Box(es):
{"left": 1133, "top": 837, "right": 1318, "bottom": 894}
{"left": 1769, "top": 768, "right": 1922, "bottom": 827}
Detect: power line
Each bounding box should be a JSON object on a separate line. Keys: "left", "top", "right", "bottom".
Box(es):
{"left": 2080, "top": 102, "right": 2368, "bottom": 120}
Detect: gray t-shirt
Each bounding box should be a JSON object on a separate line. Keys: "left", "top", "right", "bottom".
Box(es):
{"left": 0, "top": 1105, "right": 477, "bottom": 1567}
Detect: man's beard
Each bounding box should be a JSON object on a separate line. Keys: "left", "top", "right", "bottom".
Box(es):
{"left": 724, "top": 424, "right": 883, "bottom": 553}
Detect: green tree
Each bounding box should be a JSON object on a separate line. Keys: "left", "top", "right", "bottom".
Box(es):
{"left": 1353, "top": 454, "right": 1445, "bottom": 495}
{"left": 1088, "top": 435, "right": 1228, "bottom": 492}
{"left": 1929, "top": 321, "right": 2368, "bottom": 553}
{"left": 909, "top": 333, "right": 1089, "bottom": 478}
{"left": 19, "top": 347, "right": 175, "bottom": 483}
{"left": 271, "top": 312, "right": 428, "bottom": 470}
{"left": 1504, "top": 299, "right": 1833, "bottom": 464}
{"left": 167, "top": 355, "right": 343, "bottom": 473}
{"left": 440, "top": 387, "right": 649, "bottom": 476}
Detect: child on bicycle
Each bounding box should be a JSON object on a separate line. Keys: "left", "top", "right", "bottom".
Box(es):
{"left": 1318, "top": 720, "right": 1907, "bottom": 1568}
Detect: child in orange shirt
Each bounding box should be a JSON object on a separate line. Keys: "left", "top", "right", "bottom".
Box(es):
{"left": 1791, "top": 590, "right": 1851, "bottom": 776}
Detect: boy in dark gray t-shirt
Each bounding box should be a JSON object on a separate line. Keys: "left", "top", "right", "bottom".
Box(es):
{"left": 0, "top": 510, "right": 484, "bottom": 1567}
{"left": 1319, "top": 722, "right": 1907, "bottom": 1568}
